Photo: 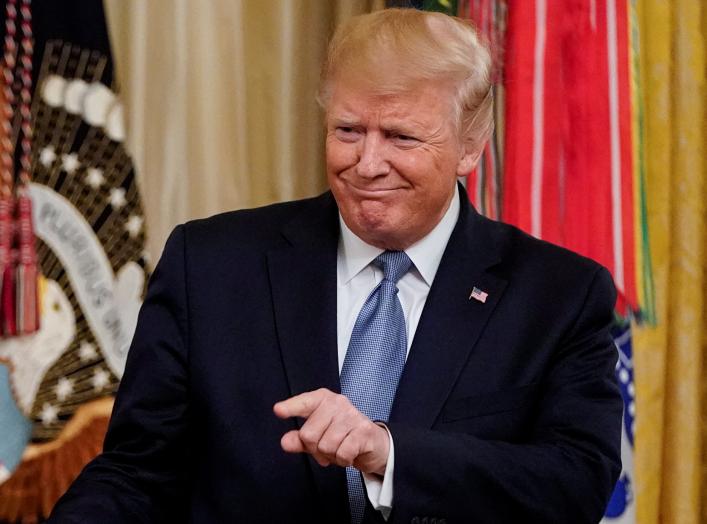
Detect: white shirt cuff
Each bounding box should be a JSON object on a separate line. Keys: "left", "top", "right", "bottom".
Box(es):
{"left": 362, "top": 423, "right": 394, "bottom": 520}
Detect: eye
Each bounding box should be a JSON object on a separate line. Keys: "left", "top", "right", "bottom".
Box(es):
{"left": 392, "top": 133, "right": 419, "bottom": 146}
{"left": 334, "top": 126, "right": 360, "bottom": 142}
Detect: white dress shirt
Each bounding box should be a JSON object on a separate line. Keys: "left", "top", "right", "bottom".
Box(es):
{"left": 336, "top": 187, "right": 460, "bottom": 519}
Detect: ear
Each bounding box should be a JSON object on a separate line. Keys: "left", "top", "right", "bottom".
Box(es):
{"left": 455, "top": 142, "right": 483, "bottom": 177}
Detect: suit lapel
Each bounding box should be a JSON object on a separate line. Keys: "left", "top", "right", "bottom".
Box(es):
{"left": 390, "top": 194, "right": 509, "bottom": 429}
{"left": 267, "top": 213, "right": 340, "bottom": 398}
{"left": 266, "top": 192, "right": 349, "bottom": 522}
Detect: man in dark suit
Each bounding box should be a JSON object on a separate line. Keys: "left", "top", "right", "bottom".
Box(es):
{"left": 49, "top": 8, "right": 622, "bottom": 524}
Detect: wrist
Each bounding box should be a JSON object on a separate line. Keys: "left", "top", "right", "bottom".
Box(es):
{"left": 371, "top": 421, "right": 391, "bottom": 476}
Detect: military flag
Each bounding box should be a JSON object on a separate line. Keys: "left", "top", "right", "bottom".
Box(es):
{"left": 0, "top": 1, "right": 149, "bottom": 521}
{"left": 460, "top": 1, "right": 650, "bottom": 521}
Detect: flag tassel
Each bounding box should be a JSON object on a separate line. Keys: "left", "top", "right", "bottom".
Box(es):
{"left": 15, "top": 191, "right": 38, "bottom": 334}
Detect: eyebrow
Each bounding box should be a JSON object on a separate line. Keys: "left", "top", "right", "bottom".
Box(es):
{"left": 329, "top": 117, "right": 424, "bottom": 134}
{"left": 330, "top": 116, "right": 361, "bottom": 127}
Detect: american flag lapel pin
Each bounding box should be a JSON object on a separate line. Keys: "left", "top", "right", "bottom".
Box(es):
{"left": 469, "top": 286, "right": 488, "bottom": 303}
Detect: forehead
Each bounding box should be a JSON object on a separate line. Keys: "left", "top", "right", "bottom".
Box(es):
{"left": 326, "top": 79, "right": 455, "bottom": 127}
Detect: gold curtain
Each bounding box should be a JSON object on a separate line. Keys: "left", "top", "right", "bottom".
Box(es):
{"left": 103, "top": 0, "right": 383, "bottom": 259}
{"left": 633, "top": 1, "right": 706, "bottom": 523}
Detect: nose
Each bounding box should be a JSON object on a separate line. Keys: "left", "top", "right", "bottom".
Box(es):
{"left": 356, "top": 133, "right": 390, "bottom": 178}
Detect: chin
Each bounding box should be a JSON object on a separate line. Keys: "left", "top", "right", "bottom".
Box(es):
{"left": 351, "top": 211, "right": 410, "bottom": 250}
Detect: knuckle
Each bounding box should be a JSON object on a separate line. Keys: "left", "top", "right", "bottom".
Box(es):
{"left": 338, "top": 399, "right": 359, "bottom": 419}
{"left": 298, "top": 397, "right": 311, "bottom": 411}
{"left": 335, "top": 446, "right": 354, "bottom": 466}
{"left": 330, "top": 394, "right": 348, "bottom": 412}
{"left": 335, "top": 393, "right": 349, "bottom": 404}
{"left": 299, "top": 428, "right": 318, "bottom": 446}
{"left": 317, "top": 439, "right": 336, "bottom": 456}
{"left": 366, "top": 420, "right": 381, "bottom": 438}
{"left": 317, "top": 387, "right": 331, "bottom": 397}
{"left": 339, "top": 436, "right": 360, "bottom": 461}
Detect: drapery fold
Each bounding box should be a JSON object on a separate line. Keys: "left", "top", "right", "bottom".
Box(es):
{"left": 633, "top": 1, "right": 705, "bottom": 523}
{"left": 103, "top": 0, "right": 383, "bottom": 258}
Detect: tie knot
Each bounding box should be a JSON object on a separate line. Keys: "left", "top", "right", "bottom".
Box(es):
{"left": 374, "top": 251, "right": 412, "bottom": 284}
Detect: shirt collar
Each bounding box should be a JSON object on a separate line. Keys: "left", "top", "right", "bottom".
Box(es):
{"left": 337, "top": 185, "right": 461, "bottom": 287}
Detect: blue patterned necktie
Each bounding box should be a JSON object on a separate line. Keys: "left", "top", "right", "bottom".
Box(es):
{"left": 340, "top": 250, "right": 413, "bottom": 524}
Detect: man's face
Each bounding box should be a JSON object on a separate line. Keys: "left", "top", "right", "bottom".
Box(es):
{"left": 325, "top": 79, "right": 476, "bottom": 250}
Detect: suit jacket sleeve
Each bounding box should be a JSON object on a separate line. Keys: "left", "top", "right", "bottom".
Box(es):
{"left": 48, "top": 225, "right": 190, "bottom": 523}
{"left": 387, "top": 266, "right": 622, "bottom": 524}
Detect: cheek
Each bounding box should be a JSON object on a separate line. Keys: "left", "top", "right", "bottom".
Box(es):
{"left": 326, "top": 141, "right": 357, "bottom": 175}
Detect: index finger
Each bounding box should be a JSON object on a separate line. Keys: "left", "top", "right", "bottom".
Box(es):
{"left": 273, "top": 388, "right": 329, "bottom": 419}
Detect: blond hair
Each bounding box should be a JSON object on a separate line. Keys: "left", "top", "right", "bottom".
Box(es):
{"left": 318, "top": 8, "right": 493, "bottom": 145}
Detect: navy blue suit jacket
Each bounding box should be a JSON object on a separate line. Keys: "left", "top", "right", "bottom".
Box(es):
{"left": 49, "top": 189, "right": 622, "bottom": 523}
